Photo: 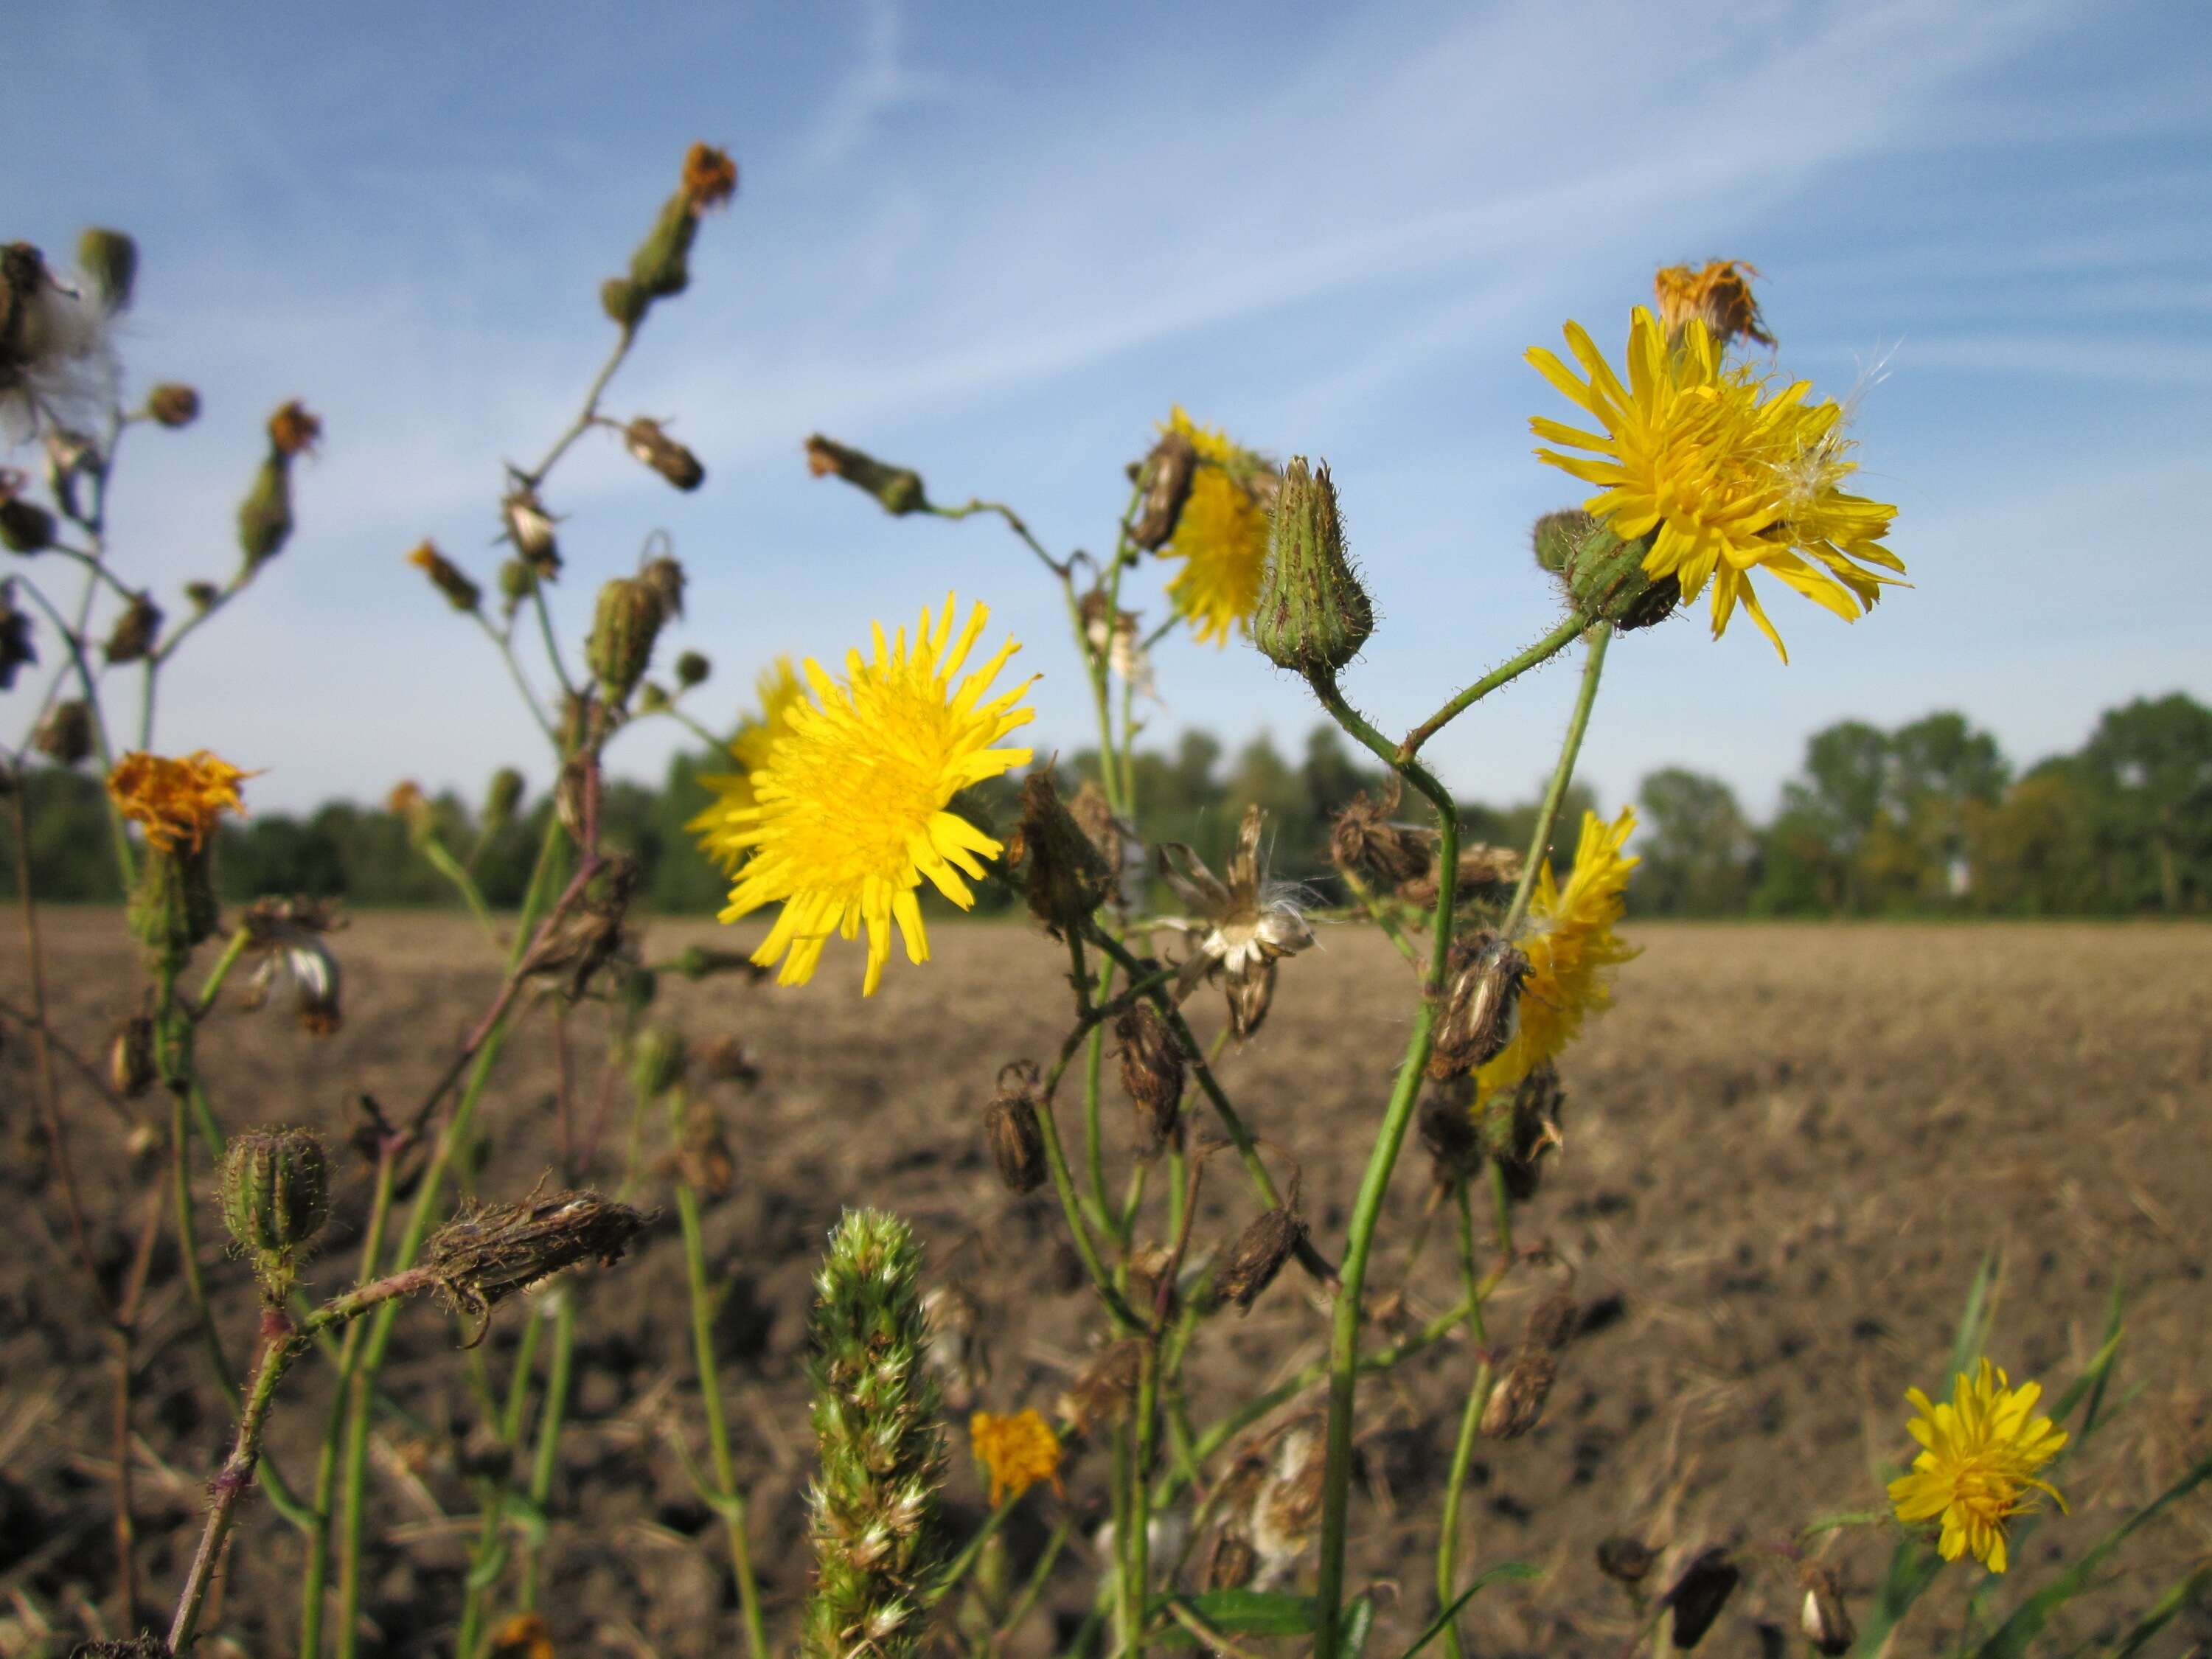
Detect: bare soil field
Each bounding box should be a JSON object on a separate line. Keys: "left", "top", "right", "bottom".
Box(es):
{"left": 4, "top": 914, "right": 2209, "bottom": 1656}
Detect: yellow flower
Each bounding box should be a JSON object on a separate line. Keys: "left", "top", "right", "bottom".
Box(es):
{"left": 106, "top": 750, "right": 250, "bottom": 852}
{"left": 717, "top": 596, "right": 1034, "bottom": 995}
{"left": 1155, "top": 406, "right": 1270, "bottom": 647}
{"left": 1888, "top": 1359, "right": 2067, "bottom": 1573}
{"left": 970, "top": 1408, "right": 1062, "bottom": 1506}
{"left": 1526, "top": 307, "right": 1905, "bottom": 661}
{"left": 1475, "top": 807, "right": 1639, "bottom": 1102}
{"left": 688, "top": 657, "right": 806, "bottom": 874}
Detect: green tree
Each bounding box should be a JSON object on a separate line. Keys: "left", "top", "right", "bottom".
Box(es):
{"left": 1633, "top": 768, "right": 1753, "bottom": 915}
{"left": 2073, "top": 692, "right": 2212, "bottom": 912}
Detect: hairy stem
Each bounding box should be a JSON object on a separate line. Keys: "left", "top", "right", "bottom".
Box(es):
{"left": 1397, "top": 613, "right": 1588, "bottom": 762}
{"left": 1500, "top": 624, "right": 1613, "bottom": 936}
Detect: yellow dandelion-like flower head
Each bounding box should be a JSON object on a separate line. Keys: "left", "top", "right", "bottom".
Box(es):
{"left": 1475, "top": 807, "right": 1640, "bottom": 1102}
{"left": 106, "top": 749, "right": 250, "bottom": 852}
{"left": 688, "top": 656, "right": 807, "bottom": 875}
{"left": 970, "top": 1408, "right": 1062, "bottom": 1506}
{"left": 717, "top": 596, "right": 1035, "bottom": 995}
{"left": 1155, "top": 406, "right": 1271, "bottom": 647}
{"left": 1526, "top": 307, "right": 1905, "bottom": 661}
{"left": 1888, "top": 1358, "right": 2067, "bottom": 1573}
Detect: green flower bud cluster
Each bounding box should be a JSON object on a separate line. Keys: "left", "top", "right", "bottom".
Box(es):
{"left": 803, "top": 1209, "right": 945, "bottom": 1659}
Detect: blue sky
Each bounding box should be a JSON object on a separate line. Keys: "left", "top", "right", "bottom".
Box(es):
{"left": 5, "top": 0, "right": 2208, "bottom": 818}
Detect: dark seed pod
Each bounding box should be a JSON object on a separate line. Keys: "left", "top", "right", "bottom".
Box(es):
{"left": 624, "top": 417, "right": 705, "bottom": 491}
{"left": 0, "top": 490, "right": 55, "bottom": 554}
{"left": 427, "top": 1187, "right": 651, "bottom": 1346}
{"left": 984, "top": 1061, "right": 1047, "bottom": 1195}
{"left": 1059, "top": 1338, "right": 1146, "bottom": 1434}
{"left": 1661, "top": 1548, "right": 1741, "bottom": 1650}
{"left": 1006, "top": 770, "right": 1112, "bottom": 939}
{"left": 1427, "top": 930, "right": 1529, "bottom": 1080}
{"left": 32, "top": 698, "right": 93, "bottom": 765}
{"left": 1115, "top": 1002, "right": 1185, "bottom": 1147}
{"left": 1480, "top": 1344, "right": 1556, "bottom": 1439}
{"left": 1128, "top": 431, "right": 1197, "bottom": 550}
{"left": 100, "top": 591, "right": 162, "bottom": 664}
{"left": 1798, "top": 1562, "right": 1854, "bottom": 1656}
{"left": 1202, "top": 1530, "right": 1258, "bottom": 1592}
{"left": 1419, "top": 1086, "right": 1484, "bottom": 1191}
{"left": 1214, "top": 1201, "right": 1305, "bottom": 1312}
{"left": 1486, "top": 1063, "right": 1567, "bottom": 1201}
{"left": 1596, "top": 1534, "right": 1658, "bottom": 1586}
{"left": 804, "top": 432, "right": 928, "bottom": 515}
{"left": 1523, "top": 1284, "right": 1579, "bottom": 1352}
{"left": 1329, "top": 778, "right": 1434, "bottom": 888}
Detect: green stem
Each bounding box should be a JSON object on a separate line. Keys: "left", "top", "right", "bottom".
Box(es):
{"left": 668, "top": 1088, "right": 769, "bottom": 1659}
{"left": 517, "top": 1291, "right": 577, "bottom": 1610}
{"left": 1336, "top": 863, "right": 1419, "bottom": 965}
{"left": 189, "top": 926, "right": 252, "bottom": 1017}
{"left": 1435, "top": 1183, "right": 1495, "bottom": 1659}
{"left": 418, "top": 833, "right": 501, "bottom": 946}
{"left": 1301, "top": 668, "right": 1461, "bottom": 1659}
{"left": 1500, "top": 625, "right": 1612, "bottom": 936}
{"left": 1396, "top": 614, "right": 1588, "bottom": 762}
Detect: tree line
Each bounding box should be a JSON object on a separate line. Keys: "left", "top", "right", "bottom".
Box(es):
{"left": 7, "top": 692, "right": 2208, "bottom": 917}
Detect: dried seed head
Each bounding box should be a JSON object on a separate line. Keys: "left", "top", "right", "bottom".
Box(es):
{"left": 1203, "top": 1529, "right": 1258, "bottom": 1591}
{"left": 220, "top": 1127, "right": 330, "bottom": 1300}
{"left": 1125, "top": 1242, "right": 1180, "bottom": 1321}
{"left": 1396, "top": 843, "right": 1523, "bottom": 908}
{"left": 1596, "top": 1534, "right": 1658, "bottom": 1585}
{"left": 145, "top": 382, "right": 200, "bottom": 428}
{"left": 1654, "top": 259, "right": 1773, "bottom": 351}
{"left": 1523, "top": 1284, "right": 1580, "bottom": 1352}
{"left": 0, "top": 469, "right": 56, "bottom": 553}
{"left": 1428, "top": 930, "right": 1529, "bottom": 1080}
{"left": 639, "top": 552, "right": 686, "bottom": 619}
{"left": 1660, "top": 1548, "right": 1741, "bottom": 1650}
{"left": 585, "top": 574, "right": 667, "bottom": 708}
{"left": 1419, "top": 1085, "right": 1484, "bottom": 1191}
{"left": 1059, "top": 1338, "right": 1146, "bottom": 1435}
{"left": 0, "top": 580, "right": 34, "bottom": 689}
{"left": 108, "top": 1015, "right": 155, "bottom": 1098}
{"left": 1225, "top": 956, "right": 1279, "bottom": 1039}
{"left": 624, "top": 417, "right": 704, "bottom": 490}
{"left": 1115, "top": 1002, "right": 1185, "bottom": 1147}
{"left": 1253, "top": 456, "right": 1373, "bottom": 674}
{"left": 1329, "top": 778, "right": 1434, "bottom": 888}
{"left": 630, "top": 1026, "right": 687, "bottom": 1099}
{"left": 32, "top": 698, "right": 93, "bottom": 765}
{"left": 1480, "top": 1345, "right": 1556, "bottom": 1439}
{"left": 1798, "top": 1562, "right": 1854, "bottom": 1656}
{"left": 100, "top": 591, "right": 162, "bottom": 664}
{"left": 1214, "top": 1200, "right": 1305, "bottom": 1312}
{"left": 804, "top": 432, "right": 929, "bottom": 515}
{"left": 266, "top": 400, "right": 321, "bottom": 459}
{"left": 1006, "top": 770, "right": 1112, "bottom": 939}
{"left": 428, "top": 1187, "right": 650, "bottom": 1345}
{"left": 1486, "top": 1062, "right": 1567, "bottom": 1201}
{"left": 678, "top": 1098, "right": 737, "bottom": 1198}
{"left": 984, "top": 1062, "right": 1048, "bottom": 1195}
{"left": 1067, "top": 780, "right": 1137, "bottom": 908}
{"left": 1250, "top": 1417, "right": 1327, "bottom": 1572}
{"left": 406, "top": 540, "right": 481, "bottom": 613}
{"left": 500, "top": 484, "right": 560, "bottom": 577}
{"left": 1128, "top": 430, "right": 1197, "bottom": 550}
{"left": 76, "top": 228, "right": 138, "bottom": 313}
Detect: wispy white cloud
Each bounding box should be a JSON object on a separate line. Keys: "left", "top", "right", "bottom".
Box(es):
{"left": 797, "top": 0, "right": 950, "bottom": 172}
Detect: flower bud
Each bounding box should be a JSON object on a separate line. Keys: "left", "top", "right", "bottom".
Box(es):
{"left": 1547, "top": 511, "right": 1678, "bottom": 632}
{"left": 674, "top": 649, "right": 711, "bottom": 689}
{"left": 0, "top": 580, "right": 35, "bottom": 689}
{"left": 1006, "top": 770, "right": 1112, "bottom": 940}
{"left": 387, "top": 779, "right": 434, "bottom": 844}
{"left": 804, "top": 433, "right": 928, "bottom": 515}
{"left": 1253, "top": 456, "right": 1373, "bottom": 675}
{"left": 76, "top": 227, "right": 137, "bottom": 313}
{"left": 1480, "top": 1344, "right": 1556, "bottom": 1439}
{"left": 0, "top": 470, "right": 55, "bottom": 554}
{"left": 1128, "top": 431, "right": 1197, "bottom": 550}
{"left": 237, "top": 453, "right": 295, "bottom": 568}
{"left": 126, "top": 838, "right": 220, "bottom": 961}
{"left": 585, "top": 575, "right": 666, "bottom": 709}
{"left": 101, "top": 591, "right": 163, "bottom": 664}
{"left": 501, "top": 484, "right": 560, "bottom": 578}
{"left": 984, "top": 1062, "right": 1047, "bottom": 1196}
{"left": 427, "top": 1188, "right": 650, "bottom": 1344}
{"left": 1427, "top": 930, "right": 1529, "bottom": 1080}
{"left": 483, "top": 765, "right": 525, "bottom": 834}
{"left": 625, "top": 417, "right": 704, "bottom": 491}
{"left": 145, "top": 383, "right": 201, "bottom": 428}
{"left": 1798, "top": 1563, "right": 1854, "bottom": 1656}
{"left": 220, "top": 1127, "right": 330, "bottom": 1298}
{"left": 1660, "top": 1548, "right": 1741, "bottom": 1650}
{"left": 497, "top": 557, "right": 535, "bottom": 612}
{"left": 1115, "top": 1002, "right": 1185, "bottom": 1148}
{"left": 108, "top": 1015, "right": 156, "bottom": 1098}
{"left": 639, "top": 552, "right": 686, "bottom": 619}
{"left": 1530, "top": 509, "right": 1585, "bottom": 576}
{"left": 628, "top": 194, "right": 700, "bottom": 302}
{"left": 32, "top": 698, "right": 93, "bottom": 765}
{"left": 184, "top": 580, "right": 218, "bottom": 611}
{"left": 630, "top": 1025, "right": 688, "bottom": 1099}
{"left": 406, "top": 540, "right": 481, "bottom": 613}
{"left": 1214, "top": 1200, "right": 1304, "bottom": 1312}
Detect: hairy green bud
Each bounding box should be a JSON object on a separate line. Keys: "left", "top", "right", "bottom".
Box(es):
{"left": 1253, "top": 456, "right": 1373, "bottom": 674}
{"left": 220, "top": 1127, "right": 330, "bottom": 1301}
{"left": 127, "top": 840, "right": 220, "bottom": 965}
{"left": 77, "top": 227, "right": 138, "bottom": 313}
{"left": 483, "top": 765, "right": 525, "bottom": 834}
{"left": 585, "top": 576, "right": 666, "bottom": 709}
{"left": 805, "top": 433, "right": 928, "bottom": 515}
{"left": 1543, "top": 510, "right": 1678, "bottom": 632}
{"left": 630, "top": 1026, "right": 688, "bottom": 1100}
{"left": 673, "top": 649, "right": 711, "bottom": 689}
{"left": 237, "top": 453, "right": 295, "bottom": 568}
{"left": 803, "top": 1209, "right": 945, "bottom": 1659}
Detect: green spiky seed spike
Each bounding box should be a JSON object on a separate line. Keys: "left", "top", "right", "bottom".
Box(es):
{"left": 1254, "top": 456, "right": 1373, "bottom": 674}
{"left": 802, "top": 1208, "right": 945, "bottom": 1659}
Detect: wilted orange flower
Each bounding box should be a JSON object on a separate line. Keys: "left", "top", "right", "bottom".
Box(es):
{"left": 1653, "top": 260, "right": 1773, "bottom": 350}
{"left": 681, "top": 142, "right": 739, "bottom": 212}
{"left": 266, "top": 400, "right": 321, "bottom": 458}
{"left": 107, "top": 750, "right": 249, "bottom": 852}
{"left": 970, "top": 1408, "right": 1063, "bottom": 1505}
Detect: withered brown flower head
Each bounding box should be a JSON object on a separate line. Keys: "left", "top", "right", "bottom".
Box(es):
{"left": 1116, "top": 1002, "right": 1186, "bottom": 1147}
{"left": 1395, "top": 842, "right": 1524, "bottom": 908}
{"left": 266, "top": 400, "right": 321, "bottom": 459}
{"left": 1427, "top": 929, "right": 1530, "bottom": 1080}
{"left": 1480, "top": 1344, "right": 1557, "bottom": 1439}
{"left": 1661, "top": 1548, "right": 1742, "bottom": 1649}
{"left": 984, "top": 1059, "right": 1048, "bottom": 1194}
{"left": 240, "top": 895, "right": 347, "bottom": 1035}
{"left": 1058, "top": 1338, "right": 1147, "bottom": 1435}
{"left": 1486, "top": 1062, "right": 1567, "bottom": 1201}
{"left": 1214, "top": 1193, "right": 1305, "bottom": 1313}
{"left": 680, "top": 142, "right": 740, "bottom": 212}
{"left": 1329, "top": 776, "right": 1434, "bottom": 888}
{"left": 1157, "top": 804, "right": 1315, "bottom": 1038}
{"left": 1128, "top": 430, "right": 1197, "bottom": 551}
{"left": 427, "top": 1186, "right": 650, "bottom": 1346}
{"left": 1653, "top": 259, "right": 1774, "bottom": 351}
{"left": 1005, "top": 769, "right": 1112, "bottom": 939}
{"left": 1068, "top": 779, "right": 1141, "bottom": 908}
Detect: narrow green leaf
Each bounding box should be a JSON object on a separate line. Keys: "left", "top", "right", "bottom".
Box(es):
{"left": 1152, "top": 1588, "right": 1319, "bottom": 1638}
{"left": 1396, "top": 1562, "right": 1544, "bottom": 1659}
{"left": 2096, "top": 1560, "right": 2212, "bottom": 1659}
{"left": 1947, "top": 1251, "right": 2000, "bottom": 1387}
{"left": 1339, "top": 1593, "right": 1377, "bottom": 1658}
